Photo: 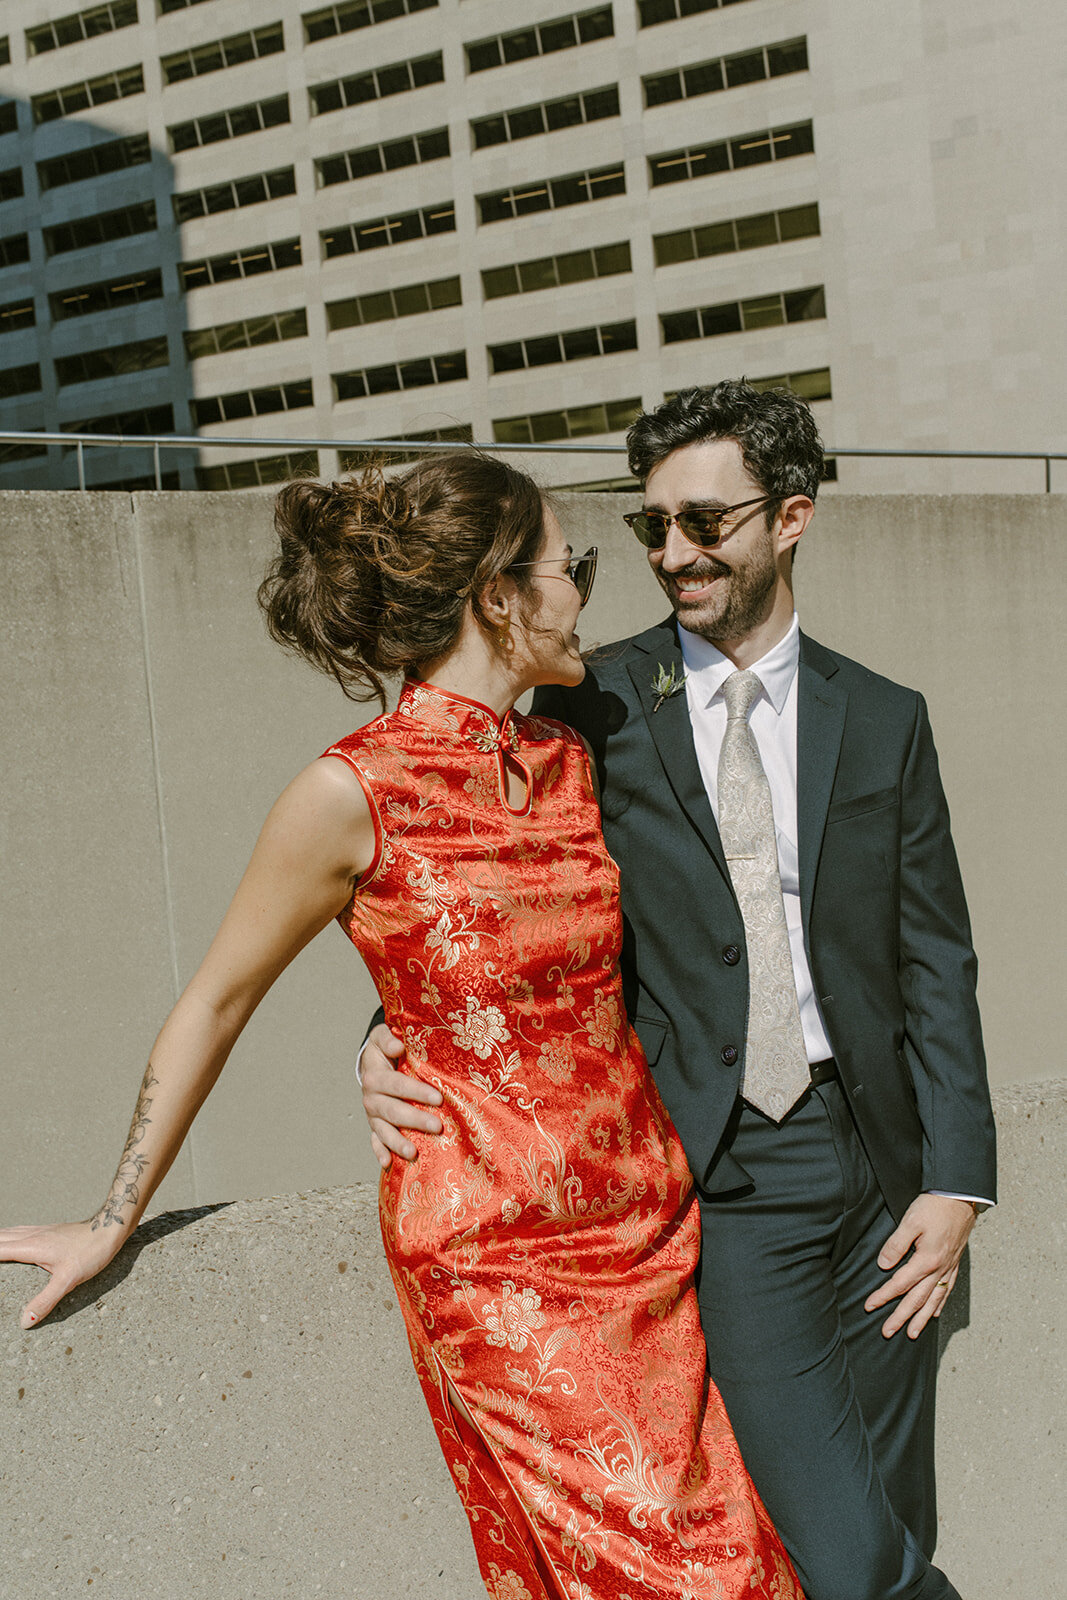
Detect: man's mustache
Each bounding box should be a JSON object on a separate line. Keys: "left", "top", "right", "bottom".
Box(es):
{"left": 667, "top": 559, "right": 732, "bottom": 583}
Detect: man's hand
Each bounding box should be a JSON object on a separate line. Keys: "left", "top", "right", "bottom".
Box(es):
{"left": 360, "top": 1024, "right": 442, "bottom": 1169}
{"left": 865, "top": 1193, "right": 977, "bottom": 1339}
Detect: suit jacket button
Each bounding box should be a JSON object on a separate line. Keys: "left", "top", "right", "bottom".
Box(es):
{"left": 722, "top": 945, "right": 741, "bottom": 965}
{"left": 721, "top": 1045, "right": 738, "bottom": 1065}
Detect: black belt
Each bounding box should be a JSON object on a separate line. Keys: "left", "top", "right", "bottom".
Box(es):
{"left": 808, "top": 1057, "right": 838, "bottom": 1088}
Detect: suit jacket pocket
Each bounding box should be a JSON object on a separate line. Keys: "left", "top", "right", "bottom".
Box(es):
{"left": 634, "top": 1014, "right": 668, "bottom": 1066}
{"left": 826, "top": 785, "right": 897, "bottom": 823}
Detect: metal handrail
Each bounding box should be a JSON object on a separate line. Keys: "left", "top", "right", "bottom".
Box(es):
{"left": 1, "top": 429, "right": 1064, "bottom": 491}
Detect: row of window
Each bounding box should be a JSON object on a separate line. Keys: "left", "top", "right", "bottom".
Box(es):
{"left": 196, "top": 450, "right": 319, "bottom": 492}
{"left": 179, "top": 236, "right": 302, "bottom": 291}
{"left": 38, "top": 133, "right": 152, "bottom": 193}
{"left": 333, "top": 349, "right": 467, "bottom": 403}
{"left": 27, "top": 3, "right": 137, "bottom": 57}
{"left": 169, "top": 93, "right": 290, "bottom": 153}
{"left": 326, "top": 275, "right": 461, "bottom": 332}
{"left": 316, "top": 128, "right": 448, "bottom": 189}
{"left": 322, "top": 202, "right": 455, "bottom": 260}
{"left": 0, "top": 297, "right": 34, "bottom": 334}
{"left": 651, "top": 121, "right": 815, "bottom": 185}
{"left": 467, "top": 8, "right": 613, "bottom": 74}
{"left": 478, "top": 164, "right": 625, "bottom": 225}
{"left": 639, "top": 0, "right": 754, "bottom": 22}
{"left": 483, "top": 241, "right": 632, "bottom": 300}
{"left": 660, "top": 284, "right": 826, "bottom": 344}
{"left": 490, "top": 320, "right": 638, "bottom": 375}
{"left": 493, "top": 396, "right": 641, "bottom": 446}
{"left": 0, "top": 168, "right": 23, "bottom": 203}
{"left": 338, "top": 424, "right": 472, "bottom": 470}
{"left": 51, "top": 268, "right": 163, "bottom": 321}
{"left": 308, "top": 52, "right": 443, "bottom": 116}
{"left": 44, "top": 201, "right": 157, "bottom": 259}
{"left": 190, "top": 379, "right": 312, "bottom": 427}
{"left": 654, "top": 203, "right": 820, "bottom": 265}
{"left": 472, "top": 85, "right": 618, "bottom": 151}
{"left": 304, "top": 3, "right": 437, "bottom": 43}
{"left": 183, "top": 308, "right": 308, "bottom": 362}
{"left": 643, "top": 37, "right": 808, "bottom": 109}
{"left": 173, "top": 166, "right": 296, "bottom": 224}
{"left": 32, "top": 65, "right": 144, "bottom": 126}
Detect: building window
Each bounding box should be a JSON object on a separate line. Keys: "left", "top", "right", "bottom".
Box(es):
{"left": 492, "top": 395, "right": 641, "bottom": 445}
{"left": 489, "top": 318, "right": 637, "bottom": 374}
{"left": 638, "top": 0, "right": 755, "bottom": 24}
{"left": 1, "top": 440, "right": 49, "bottom": 463}
{"left": 179, "top": 236, "right": 302, "bottom": 290}
{"left": 321, "top": 202, "right": 455, "bottom": 259}
{"left": 172, "top": 166, "right": 296, "bottom": 224}
{"left": 196, "top": 450, "right": 319, "bottom": 490}
{"left": 748, "top": 366, "right": 831, "bottom": 402}
{"left": 161, "top": 24, "right": 286, "bottom": 86}
{"left": 50, "top": 268, "right": 163, "bottom": 321}
{"left": 654, "top": 202, "right": 820, "bottom": 265}
{"left": 158, "top": 0, "right": 213, "bottom": 14}
{"left": 326, "top": 274, "right": 460, "bottom": 331}
{"left": 316, "top": 127, "right": 448, "bottom": 188}
{"left": 87, "top": 470, "right": 182, "bottom": 490}
{"left": 191, "top": 378, "right": 314, "bottom": 426}
{"left": 472, "top": 84, "right": 619, "bottom": 149}
{"left": 0, "top": 168, "right": 24, "bottom": 203}
{"left": 478, "top": 164, "right": 624, "bottom": 225}
{"left": 0, "top": 299, "right": 36, "bottom": 335}
{"left": 303, "top": 1, "right": 438, "bottom": 43}
{"left": 660, "top": 284, "right": 826, "bottom": 344}
{"left": 649, "top": 120, "right": 814, "bottom": 187}
{"left": 333, "top": 349, "right": 467, "bottom": 402}
{"left": 644, "top": 37, "right": 807, "bottom": 107}
{"left": 0, "top": 38, "right": 9, "bottom": 67}
{"left": 38, "top": 133, "right": 151, "bottom": 192}
{"left": 309, "top": 52, "right": 443, "bottom": 116}
{"left": 26, "top": 2, "right": 138, "bottom": 56}
{"left": 55, "top": 335, "right": 169, "bottom": 387}
{"left": 62, "top": 403, "right": 175, "bottom": 438}
{"left": 1, "top": 362, "right": 43, "bottom": 396}
{"left": 44, "top": 201, "right": 157, "bottom": 258}
{"left": 184, "top": 308, "right": 307, "bottom": 360}
{"left": 466, "top": 7, "right": 613, "bottom": 73}
{"left": 0, "top": 233, "right": 30, "bottom": 269}
{"left": 168, "top": 93, "right": 290, "bottom": 153}
{"left": 482, "top": 240, "right": 631, "bottom": 300}
{"left": 32, "top": 66, "right": 145, "bottom": 125}
{"left": 339, "top": 423, "right": 472, "bottom": 469}
{"left": 0, "top": 103, "right": 17, "bottom": 137}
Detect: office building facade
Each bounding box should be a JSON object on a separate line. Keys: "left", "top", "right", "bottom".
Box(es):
{"left": 0, "top": 0, "right": 1060, "bottom": 490}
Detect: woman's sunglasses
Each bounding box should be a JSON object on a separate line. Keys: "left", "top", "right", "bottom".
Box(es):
{"left": 509, "top": 546, "right": 598, "bottom": 607}
{"left": 623, "top": 497, "right": 777, "bottom": 550}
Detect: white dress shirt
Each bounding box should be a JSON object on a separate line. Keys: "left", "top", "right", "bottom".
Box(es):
{"left": 679, "top": 613, "right": 833, "bottom": 1064}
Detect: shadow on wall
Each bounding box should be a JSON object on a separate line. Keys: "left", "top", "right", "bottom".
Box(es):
{"left": 0, "top": 84, "right": 192, "bottom": 490}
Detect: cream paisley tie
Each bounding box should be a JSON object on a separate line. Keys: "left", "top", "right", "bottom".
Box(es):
{"left": 718, "top": 670, "right": 811, "bottom": 1122}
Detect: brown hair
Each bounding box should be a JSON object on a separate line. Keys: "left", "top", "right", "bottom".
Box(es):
{"left": 258, "top": 451, "right": 547, "bottom": 704}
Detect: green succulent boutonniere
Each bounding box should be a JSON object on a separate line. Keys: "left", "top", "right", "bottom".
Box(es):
{"left": 651, "top": 662, "right": 686, "bottom": 712}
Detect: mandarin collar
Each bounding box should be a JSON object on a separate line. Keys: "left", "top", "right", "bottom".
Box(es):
{"left": 397, "top": 678, "right": 521, "bottom": 753}
{"left": 678, "top": 613, "right": 801, "bottom": 717}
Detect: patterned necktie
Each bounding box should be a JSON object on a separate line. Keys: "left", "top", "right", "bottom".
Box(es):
{"left": 718, "top": 670, "right": 811, "bottom": 1122}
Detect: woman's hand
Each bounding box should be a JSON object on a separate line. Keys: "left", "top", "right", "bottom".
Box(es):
{"left": 0, "top": 1219, "right": 125, "bottom": 1329}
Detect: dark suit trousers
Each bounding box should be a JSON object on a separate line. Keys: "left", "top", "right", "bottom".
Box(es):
{"left": 696, "top": 1080, "right": 961, "bottom": 1600}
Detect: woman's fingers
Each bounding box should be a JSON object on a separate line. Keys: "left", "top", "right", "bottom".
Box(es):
{"left": 0, "top": 1222, "right": 117, "bottom": 1329}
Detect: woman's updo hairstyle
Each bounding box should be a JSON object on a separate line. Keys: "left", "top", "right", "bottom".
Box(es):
{"left": 259, "top": 451, "right": 547, "bottom": 705}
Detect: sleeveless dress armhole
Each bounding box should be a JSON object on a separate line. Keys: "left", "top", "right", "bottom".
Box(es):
{"left": 319, "top": 748, "right": 384, "bottom": 890}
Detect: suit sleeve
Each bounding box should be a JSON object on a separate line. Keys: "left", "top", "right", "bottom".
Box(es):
{"left": 898, "top": 694, "right": 997, "bottom": 1200}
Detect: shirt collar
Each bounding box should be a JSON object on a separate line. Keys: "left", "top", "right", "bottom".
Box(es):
{"left": 678, "top": 613, "right": 800, "bottom": 716}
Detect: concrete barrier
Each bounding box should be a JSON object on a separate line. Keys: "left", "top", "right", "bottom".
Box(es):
{"left": 1, "top": 490, "right": 1065, "bottom": 1225}
{"left": 0, "top": 1077, "right": 1062, "bottom": 1600}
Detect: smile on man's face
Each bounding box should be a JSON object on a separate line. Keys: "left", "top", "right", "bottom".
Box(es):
{"left": 643, "top": 439, "right": 780, "bottom": 645}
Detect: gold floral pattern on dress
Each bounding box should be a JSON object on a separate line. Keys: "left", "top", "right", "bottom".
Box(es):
{"left": 448, "top": 996, "right": 511, "bottom": 1060}
{"left": 324, "top": 680, "right": 804, "bottom": 1600}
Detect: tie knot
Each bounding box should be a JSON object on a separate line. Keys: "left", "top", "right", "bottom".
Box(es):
{"left": 722, "top": 670, "right": 763, "bottom": 721}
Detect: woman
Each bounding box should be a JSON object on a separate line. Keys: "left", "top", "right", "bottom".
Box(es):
{"left": 0, "top": 455, "right": 802, "bottom": 1600}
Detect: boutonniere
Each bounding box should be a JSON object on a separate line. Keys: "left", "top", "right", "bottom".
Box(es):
{"left": 651, "top": 662, "right": 686, "bottom": 712}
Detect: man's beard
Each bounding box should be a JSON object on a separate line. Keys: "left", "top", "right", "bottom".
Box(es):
{"left": 659, "top": 523, "right": 778, "bottom": 643}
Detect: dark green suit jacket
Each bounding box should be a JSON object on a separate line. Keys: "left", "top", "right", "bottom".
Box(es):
{"left": 534, "top": 620, "right": 997, "bottom": 1221}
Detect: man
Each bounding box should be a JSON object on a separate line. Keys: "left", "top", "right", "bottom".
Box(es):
{"left": 360, "top": 381, "right": 996, "bottom": 1599}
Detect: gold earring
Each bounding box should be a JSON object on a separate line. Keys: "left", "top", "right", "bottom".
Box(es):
{"left": 495, "top": 616, "right": 512, "bottom": 653}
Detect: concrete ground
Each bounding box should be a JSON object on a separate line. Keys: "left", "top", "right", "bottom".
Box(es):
{"left": 1, "top": 1079, "right": 1063, "bottom": 1600}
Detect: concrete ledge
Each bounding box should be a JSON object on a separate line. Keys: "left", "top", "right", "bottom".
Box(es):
{"left": 2, "top": 1080, "right": 1063, "bottom": 1600}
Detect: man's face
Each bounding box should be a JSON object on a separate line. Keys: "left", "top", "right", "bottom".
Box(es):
{"left": 643, "top": 439, "right": 780, "bottom": 644}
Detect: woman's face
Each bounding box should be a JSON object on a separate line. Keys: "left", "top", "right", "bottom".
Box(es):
{"left": 512, "top": 508, "right": 586, "bottom": 690}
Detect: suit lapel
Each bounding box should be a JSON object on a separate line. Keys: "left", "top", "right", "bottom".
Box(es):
{"left": 796, "top": 633, "right": 847, "bottom": 937}
{"left": 626, "top": 620, "right": 731, "bottom": 885}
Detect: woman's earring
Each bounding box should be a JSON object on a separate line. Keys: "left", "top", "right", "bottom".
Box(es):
{"left": 495, "top": 616, "right": 512, "bottom": 654}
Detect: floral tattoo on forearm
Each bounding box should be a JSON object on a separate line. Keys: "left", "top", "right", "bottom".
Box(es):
{"left": 90, "top": 1065, "right": 158, "bottom": 1231}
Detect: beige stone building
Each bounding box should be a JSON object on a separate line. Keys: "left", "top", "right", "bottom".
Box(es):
{"left": 0, "top": 0, "right": 1062, "bottom": 490}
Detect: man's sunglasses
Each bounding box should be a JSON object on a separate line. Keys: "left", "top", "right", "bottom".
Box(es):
{"left": 623, "top": 497, "right": 778, "bottom": 550}
{"left": 509, "top": 546, "right": 598, "bottom": 607}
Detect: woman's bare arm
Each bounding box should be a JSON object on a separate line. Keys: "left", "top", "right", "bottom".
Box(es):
{"left": 0, "top": 755, "right": 374, "bottom": 1329}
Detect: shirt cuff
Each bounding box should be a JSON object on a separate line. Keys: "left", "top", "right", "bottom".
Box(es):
{"left": 927, "top": 1190, "right": 994, "bottom": 1211}
{"left": 355, "top": 1037, "right": 370, "bottom": 1088}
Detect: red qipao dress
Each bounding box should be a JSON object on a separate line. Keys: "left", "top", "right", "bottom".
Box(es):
{"left": 325, "top": 680, "right": 802, "bottom": 1600}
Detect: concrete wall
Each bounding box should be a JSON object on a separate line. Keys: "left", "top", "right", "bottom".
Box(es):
{"left": 1, "top": 490, "right": 1064, "bottom": 1224}
{"left": 0, "top": 1078, "right": 1062, "bottom": 1600}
